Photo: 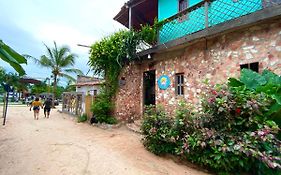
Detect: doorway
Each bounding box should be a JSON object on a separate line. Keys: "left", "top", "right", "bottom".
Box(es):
{"left": 143, "top": 70, "right": 156, "bottom": 106}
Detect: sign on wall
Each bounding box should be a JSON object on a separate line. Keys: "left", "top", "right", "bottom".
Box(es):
{"left": 157, "top": 75, "right": 171, "bottom": 90}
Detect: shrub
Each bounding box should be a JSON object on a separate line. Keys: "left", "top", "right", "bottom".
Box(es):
{"left": 141, "top": 105, "right": 175, "bottom": 155}
{"left": 141, "top": 70, "right": 281, "bottom": 174}
{"left": 78, "top": 113, "right": 87, "bottom": 123}
{"left": 91, "top": 93, "right": 117, "bottom": 124}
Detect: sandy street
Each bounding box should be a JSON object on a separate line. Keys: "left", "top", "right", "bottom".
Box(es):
{"left": 0, "top": 106, "right": 209, "bottom": 175}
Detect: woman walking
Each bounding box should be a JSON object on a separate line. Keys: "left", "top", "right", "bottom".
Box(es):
{"left": 30, "top": 97, "right": 43, "bottom": 120}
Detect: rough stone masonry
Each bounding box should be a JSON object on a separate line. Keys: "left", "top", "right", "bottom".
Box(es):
{"left": 114, "top": 19, "right": 281, "bottom": 121}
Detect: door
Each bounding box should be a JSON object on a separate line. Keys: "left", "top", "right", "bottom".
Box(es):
{"left": 143, "top": 70, "right": 156, "bottom": 106}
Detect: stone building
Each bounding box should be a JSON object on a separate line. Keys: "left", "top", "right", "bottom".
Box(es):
{"left": 113, "top": 0, "right": 281, "bottom": 120}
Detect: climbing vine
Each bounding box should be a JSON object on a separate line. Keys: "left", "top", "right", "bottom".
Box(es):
{"left": 88, "top": 23, "right": 162, "bottom": 123}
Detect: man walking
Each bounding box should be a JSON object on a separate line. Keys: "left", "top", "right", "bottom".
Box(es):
{"left": 43, "top": 98, "right": 52, "bottom": 118}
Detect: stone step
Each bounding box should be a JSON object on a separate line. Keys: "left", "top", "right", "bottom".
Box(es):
{"left": 126, "top": 122, "right": 142, "bottom": 134}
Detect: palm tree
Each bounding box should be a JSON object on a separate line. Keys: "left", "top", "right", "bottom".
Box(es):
{"left": 27, "top": 41, "right": 83, "bottom": 97}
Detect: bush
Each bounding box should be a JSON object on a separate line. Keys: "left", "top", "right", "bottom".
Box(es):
{"left": 141, "top": 105, "right": 176, "bottom": 155}
{"left": 78, "top": 113, "right": 87, "bottom": 123}
{"left": 141, "top": 70, "right": 281, "bottom": 175}
{"left": 91, "top": 93, "right": 117, "bottom": 124}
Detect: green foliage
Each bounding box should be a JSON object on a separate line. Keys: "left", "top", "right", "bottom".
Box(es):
{"left": 141, "top": 105, "right": 175, "bottom": 155}
{"left": 141, "top": 70, "right": 281, "bottom": 174}
{"left": 229, "top": 69, "right": 281, "bottom": 129}
{"left": 77, "top": 113, "right": 87, "bottom": 123}
{"left": 89, "top": 26, "right": 160, "bottom": 124}
{"left": 0, "top": 67, "right": 26, "bottom": 94}
{"left": 31, "top": 82, "right": 47, "bottom": 94}
{"left": 26, "top": 41, "right": 83, "bottom": 98}
{"left": 0, "top": 39, "right": 26, "bottom": 76}
{"left": 91, "top": 92, "right": 117, "bottom": 124}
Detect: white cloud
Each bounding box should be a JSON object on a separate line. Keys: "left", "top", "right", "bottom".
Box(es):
{"left": 0, "top": 0, "right": 127, "bottom": 85}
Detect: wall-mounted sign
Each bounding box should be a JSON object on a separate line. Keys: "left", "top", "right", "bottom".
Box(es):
{"left": 157, "top": 75, "right": 170, "bottom": 90}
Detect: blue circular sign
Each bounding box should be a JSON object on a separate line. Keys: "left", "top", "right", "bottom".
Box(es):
{"left": 157, "top": 75, "right": 170, "bottom": 90}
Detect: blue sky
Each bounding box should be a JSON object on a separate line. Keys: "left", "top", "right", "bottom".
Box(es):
{"left": 0, "top": 0, "right": 126, "bottom": 85}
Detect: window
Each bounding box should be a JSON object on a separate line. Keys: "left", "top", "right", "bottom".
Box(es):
{"left": 176, "top": 73, "right": 184, "bottom": 96}
{"left": 93, "top": 90, "right": 98, "bottom": 96}
{"left": 179, "top": 0, "right": 188, "bottom": 12}
{"left": 240, "top": 62, "right": 259, "bottom": 73}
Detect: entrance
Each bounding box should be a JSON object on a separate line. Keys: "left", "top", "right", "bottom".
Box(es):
{"left": 143, "top": 70, "right": 156, "bottom": 106}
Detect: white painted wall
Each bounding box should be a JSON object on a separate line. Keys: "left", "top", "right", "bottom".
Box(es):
{"left": 76, "top": 85, "right": 101, "bottom": 114}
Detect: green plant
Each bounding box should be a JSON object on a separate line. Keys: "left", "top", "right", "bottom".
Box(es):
{"left": 141, "top": 70, "right": 281, "bottom": 174}
{"left": 89, "top": 26, "right": 161, "bottom": 124}
{"left": 78, "top": 113, "right": 87, "bottom": 123}
{"left": 0, "top": 39, "right": 27, "bottom": 75}
{"left": 229, "top": 69, "right": 281, "bottom": 118}
{"left": 26, "top": 41, "right": 83, "bottom": 98}
{"left": 141, "top": 105, "right": 175, "bottom": 155}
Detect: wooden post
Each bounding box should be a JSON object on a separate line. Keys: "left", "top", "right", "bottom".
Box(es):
{"left": 85, "top": 95, "right": 93, "bottom": 119}
{"left": 204, "top": 0, "right": 209, "bottom": 28}
{"left": 75, "top": 94, "right": 79, "bottom": 116}
{"left": 3, "top": 92, "right": 9, "bottom": 125}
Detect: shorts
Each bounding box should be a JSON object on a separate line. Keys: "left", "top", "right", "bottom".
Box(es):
{"left": 44, "top": 107, "right": 51, "bottom": 113}
{"left": 33, "top": 106, "right": 40, "bottom": 111}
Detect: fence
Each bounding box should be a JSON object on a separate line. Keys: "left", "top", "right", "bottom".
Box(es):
{"left": 62, "top": 92, "right": 96, "bottom": 119}
{"left": 159, "top": 0, "right": 281, "bottom": 44}
{"left": 62, "top": 92, "right": 83, "bottom": 116}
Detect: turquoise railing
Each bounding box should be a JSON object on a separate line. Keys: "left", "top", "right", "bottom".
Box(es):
{"left": 158, "top": 0, "right": 281, "bottom": 44}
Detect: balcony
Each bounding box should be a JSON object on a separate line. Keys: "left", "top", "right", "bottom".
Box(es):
{"left": 158, "top": 0, "right": 281, "bottom": 44}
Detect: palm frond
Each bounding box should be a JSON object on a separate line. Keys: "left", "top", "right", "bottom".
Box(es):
{"left": 43, "top": 42, "right": 55, "bottom": 63}
{"left": 24, "top": 54, "right": 41, "bottom": 64}
{"left": 40, "top": 55, "right": 54, "bottom": 67}
{"left": 60, "top": 72, "right": 76, "bottom": 82}
{"left": 63, "top": 68, "right": 84, "bottom": 75}
{"left": 60, "top": 54, "right": 76, "bottom": 67}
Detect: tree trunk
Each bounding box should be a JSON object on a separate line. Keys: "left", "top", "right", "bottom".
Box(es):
{"left": 52, "top": 74, "right": 57, "bottom": 108}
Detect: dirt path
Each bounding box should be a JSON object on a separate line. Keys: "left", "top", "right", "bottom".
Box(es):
{"left": 0, "top": 106, "right": 209, "bottom": 175}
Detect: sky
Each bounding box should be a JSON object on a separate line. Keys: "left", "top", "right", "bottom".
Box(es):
{"left": 0, "top": 0, "right": 126, "bottom": 85}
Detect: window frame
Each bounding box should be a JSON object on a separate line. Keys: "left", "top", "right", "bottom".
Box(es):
{"left": 175, "top": 73, "right": 184, "bottom": 96}
{"left": 240, "top": 62, "right": 259, "bottom": 73}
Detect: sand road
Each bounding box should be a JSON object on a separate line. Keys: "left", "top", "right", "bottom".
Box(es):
{"left": 0, "top": 106, "right": 209, "bottom": 175}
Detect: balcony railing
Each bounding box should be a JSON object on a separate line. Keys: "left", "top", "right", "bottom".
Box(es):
{"left": 158, "top": 0, "right": 281, "bottom": 44}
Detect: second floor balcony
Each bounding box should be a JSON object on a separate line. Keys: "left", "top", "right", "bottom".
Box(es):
{"left": 114, "top": 0, "right": 281, "bottom": 48}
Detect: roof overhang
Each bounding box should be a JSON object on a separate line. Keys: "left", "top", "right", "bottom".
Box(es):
{"left": 19, "top": 77, "right": 41, "bottom": 84}
{"left": 114, "top": 0, "right": 158, "bottom": 30}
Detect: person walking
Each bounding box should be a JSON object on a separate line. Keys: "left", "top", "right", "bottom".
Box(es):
{"left": 30, "top": 97, "right": 43, "bottom": 120}
{"left": 43, "top": 98, "right": 52, "bottom": 118}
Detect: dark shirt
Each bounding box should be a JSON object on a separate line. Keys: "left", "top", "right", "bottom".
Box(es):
{"left": 44, "top": 100, "right": 52, "bottom": 108}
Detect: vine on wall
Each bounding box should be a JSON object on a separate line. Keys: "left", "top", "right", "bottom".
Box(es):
{"left": 88, "top": 23, "right": 162, "bottom": 123}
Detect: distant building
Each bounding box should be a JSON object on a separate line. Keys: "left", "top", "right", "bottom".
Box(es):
{"left": 61, "top": 75, "right": 103, "bottom": 117}
{"left": 75, "top": 75, "right": 103, "bottom": 96}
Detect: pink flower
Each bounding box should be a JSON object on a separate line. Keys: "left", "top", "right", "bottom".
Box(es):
{"left": 211, "top": 90, "right": 217, "bottom": 95}
{"left": 208, "top": 97, "right": 215, "bottom": 103}
{"left": 258, "top": 130, "right": 265, "bottom": 136}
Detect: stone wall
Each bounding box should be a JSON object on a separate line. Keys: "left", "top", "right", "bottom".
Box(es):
{"left": 114, "top": 62, "right": 142, "bottom": 121}
{"left": 114, "top": 19, "right": 281, "bottom": 120}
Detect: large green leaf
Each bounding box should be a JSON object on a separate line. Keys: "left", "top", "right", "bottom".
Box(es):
{"left": 266, "top": 103, "right": 281, "bottom": 117}
{"left": 0, "top": 40, "right": 27, "bottom": 64}
{"left": 228, "top": 78, "right": 244, "bottom": 87}
{"left": 0, "top": 40, "right": 26, "bottom": 76}
{"left": 240, "top": 69, "right": 267, "bottom": 90}
{"left": 262, "top": 69, "right": 281, "bottom": 85}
